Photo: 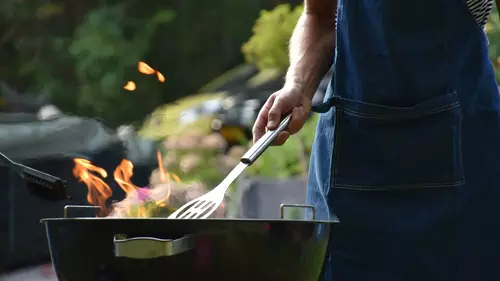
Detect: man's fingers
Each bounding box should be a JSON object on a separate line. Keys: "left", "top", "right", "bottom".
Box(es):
{"left": 253, "top": 88, "right": 309, "bottom": 146}
{"left": 287, "top": 106, "right": 307, "bottom": 135}
{"left": 271, "top": 106, "right": 306, "bottom": 145}
{"left": 267, "top": 97, "right": 284, "bottom": 129}
{"left": 253, "top": 94, "right": 276, "bottom": 143}
{"left": 273, "top": 131, "right": 290, "bottom": 146}
{"left": 252, "top": 114, "right": 267, "bottom": 144}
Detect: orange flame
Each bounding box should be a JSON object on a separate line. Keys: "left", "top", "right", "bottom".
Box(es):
{"left": 72, "top": 150, "right": 181, "bottom": 217}
{"left": 156, "top": 71, "right": 165, "bottom": 83}
{"left": 157, "top": 150, "right": 181, "bottom": 183}
{"left": 113, "top": 159, "right": 139, "bottom": 194}
{"left": 73, "top": 158, "right": 112, "bottom": 216}
{"left": 138, "top": 61, "right": 156, "bottom": 75}
{"left": 138, "top": 61, "right": 165, "bottom": 83}
{"left": 123, "top": 81, "right": 136, "bottom": 91}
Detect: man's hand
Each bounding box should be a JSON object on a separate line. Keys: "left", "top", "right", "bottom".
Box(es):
{"left": 252, "top": 0, "right": 337, "bottom": 145}
{"left": 252, "top": 84, "right": 312, "bottom": 146}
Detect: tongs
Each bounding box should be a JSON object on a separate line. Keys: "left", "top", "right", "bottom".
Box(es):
{"left": 0, "top": 152, "right": 69, "bottom": 201}
{"left": 168, "top": 114, "right": 292, "bottom": 219}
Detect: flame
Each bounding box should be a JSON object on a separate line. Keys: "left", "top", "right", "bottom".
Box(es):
{"left": 73, "top": 158, "right": 112, "bottom": 216}
{"left": 156, "top": 71, "right": 165, "bottom": 83}
{"left": 138, "top": 61, "right": 156, "bottom": 75}
{"left": 157, "top": 150, "right": 181, "bottom": 183}
{"left": 123, "top": 81, "right": 136, "bottom": 91}
{"left": 113, "top": 159, "right": 140, "bottom": 194}
{"left": 72, "top": 150, "right": 181, "bottom": 217}
{"left": 138, "top": 61, "right": 165, "bottom": 83}
{"left": 72, "top": 61, "right": 176, "bottom": 217}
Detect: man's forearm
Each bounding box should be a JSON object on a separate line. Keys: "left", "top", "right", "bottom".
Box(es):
{"left": 285, "top": 7, "right": 336, "bottom": 99}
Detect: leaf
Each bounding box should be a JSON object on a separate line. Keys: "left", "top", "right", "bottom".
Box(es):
{"left": 242, "top": 4, "right": 303, "bottom": 71}
{"left": 36, "top": 3, "right": 64, "bottom": 19}
{"left": 151, "top": 10, "right": 176, "bottom": 24}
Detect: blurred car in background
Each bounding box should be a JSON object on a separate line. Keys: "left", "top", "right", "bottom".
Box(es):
{"left": 0, "top": 82, "right": 48, "bottom": 114}
{"left": 211, "top": 90, "right": 271, "bottom": 144}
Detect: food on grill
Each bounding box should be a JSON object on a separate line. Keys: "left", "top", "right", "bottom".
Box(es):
{"left": 107, "top": 181, "right": 225, "bottom": 218}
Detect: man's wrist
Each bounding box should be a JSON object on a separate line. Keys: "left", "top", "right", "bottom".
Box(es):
{"left": 284, "top": 74, "right": 318, "bottom": 100}
{"left": 284, "top": 72, "right": 304, "bottom": 88}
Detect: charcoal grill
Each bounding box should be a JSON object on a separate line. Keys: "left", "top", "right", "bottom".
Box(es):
{"left": 42, "top": 204, "right": 336, "bottom": 281}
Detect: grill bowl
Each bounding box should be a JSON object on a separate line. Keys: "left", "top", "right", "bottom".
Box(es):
{"left": 42, "top": 216, "right": 335, "bottom": 281}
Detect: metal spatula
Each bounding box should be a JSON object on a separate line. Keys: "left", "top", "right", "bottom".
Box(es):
{"left": 168, "top": 114, "right": 292, "bottom": 219}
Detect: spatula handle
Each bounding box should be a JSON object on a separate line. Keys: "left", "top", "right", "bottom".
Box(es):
{"left": 241, "top": 114, "right": 292, "bottom": 165}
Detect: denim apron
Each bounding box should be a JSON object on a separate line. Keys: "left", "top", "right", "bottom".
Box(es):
{"left": 307, "top": 0, "right": 500, "bottom": 280}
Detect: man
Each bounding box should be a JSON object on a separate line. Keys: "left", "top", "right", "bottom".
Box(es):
{"left": 253, "top": 0, "right": 500, "bottom": 280}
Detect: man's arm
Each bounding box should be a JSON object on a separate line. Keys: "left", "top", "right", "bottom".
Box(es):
{"left": 285, "top": 0, "right": 337, "bottom": 99}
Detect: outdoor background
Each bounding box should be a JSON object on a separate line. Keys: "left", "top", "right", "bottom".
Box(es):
{"left": 3, "top": 1, "right": 500, "bottom": 185}
{"left": 2, "top": 1, "right": 500, "bottom": 279}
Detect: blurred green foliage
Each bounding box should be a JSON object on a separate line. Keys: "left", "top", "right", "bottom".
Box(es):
{"left": 245, "top": 114, "right": 318, "bottom": 178}
{"left": 488, "top": 6, "right": 500, "bottom": 84}
{"left": 242, "top": 4, "right": 303, "bottom": 72}
{"left": 0, "top": 0, "right": 298, "bottom": 127}
{"left": 165, "top": 148, "right": 226, "bottom": 189}
{"left": 68, "top": 4, "right": 173, "bottom": 123}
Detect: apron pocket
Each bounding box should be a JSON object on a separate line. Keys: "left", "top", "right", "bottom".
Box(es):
{"left": 332, "top": 91, "right": 464, "bottom": 190}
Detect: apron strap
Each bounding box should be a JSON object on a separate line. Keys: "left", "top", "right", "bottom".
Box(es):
{"left": 311, "top": 96, "right": 341, "bottom": 113}
{"left": 311, "top": 70, "right": 338, "bottom": 114}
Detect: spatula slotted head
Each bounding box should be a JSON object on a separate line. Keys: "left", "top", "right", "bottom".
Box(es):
{"left": 168, "top": 194, "right": 222, "bottom": 219}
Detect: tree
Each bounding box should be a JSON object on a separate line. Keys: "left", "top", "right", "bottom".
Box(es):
{"left": 241, "top": 4, "right": 303, "bottom": 72}
{"left": 0, "top": 0, "right": 293, "bottom": 127}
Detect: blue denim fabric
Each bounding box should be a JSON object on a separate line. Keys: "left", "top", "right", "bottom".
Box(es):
{"left": 307, "top": 0, "right": 500, "bottom": 280}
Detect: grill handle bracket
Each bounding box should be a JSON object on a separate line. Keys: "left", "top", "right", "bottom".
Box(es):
{"left": 64, "top": 205, "right": 101, "bottom": 218}
{"left": 114, "top": 235, "right": 195, "bottom": 259}
{"left": 280, "top": 204, "right": 316, "bottom": 220}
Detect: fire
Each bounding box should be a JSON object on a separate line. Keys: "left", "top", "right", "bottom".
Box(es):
{"left": 113, "top": 159, "right": 139, "bottom": 194}
{"left": 72, "top": 150, "right": 180, "bottom": 217}
{"left": 123, "top": 81, "right": 136, "bottom": 91}
{"left": 157, "top": 150, "right": 181, "bottom": 183}
{"left": 156, "top": 71, "right": 165, "bottom": 83}
{"left": 73, "top": 158, "right": 112, "bottom": 216}
{"left": 138, "top": 61, "right": 155, "bottom": 75}
{"left": 123, "top": 61, "right": 165, "bottom": 92}
{"left": 138, "top": 61, "right": 165, "bottom": 83}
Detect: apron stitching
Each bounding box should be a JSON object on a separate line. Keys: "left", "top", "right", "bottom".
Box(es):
{"left": 338, "top": 92, "right": 459, "bottom": 108}
{"left": 332, "top": 181, "right": 465, "bottom": 190}
{"left": 340, "top": 103, "right": 459, "bottom": 120}
{"left": 332, "top": 108, "right": 342, "bottom": 188}
{"left": 457, "top": 109, "right": 466, "bottom": 185}
{"left": 331, "top": 101, "right": 465, "bottom": 190}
